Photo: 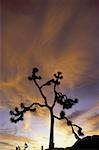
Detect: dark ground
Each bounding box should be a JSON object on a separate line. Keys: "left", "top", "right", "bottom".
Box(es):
{"left": 45, "top": 135, "right": 99, "bottom": 150}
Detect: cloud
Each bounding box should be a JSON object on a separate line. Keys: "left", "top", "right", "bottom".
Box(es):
{"left": 0, "top": 0, "right": 99, "bottom": 149}
{"left": 86, "top": 113, "right": 99, "bottom": 130}
{"left": 0, "top": 0, "right": 98, "bottom": 109}
{"left": 0, "top": 133, "right": 37, "bottom": 149}
{"left": 0, "top": 141, "right": 14, "bottom": 147}
{"left": 67, "top": 110, "right": 84, "bottom": 120}
{"left": 23, "top": 112, "right": 32, "bottom": 130}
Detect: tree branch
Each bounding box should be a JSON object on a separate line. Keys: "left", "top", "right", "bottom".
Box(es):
{"left": 54, "top": 115, "right": 68, "bottom": 121}
{"left": 28, "top": 68, "right": 50, "bottom": 107}
{"left": 52, "top": 84, "right": 57, "bottom": 108}
{"left": 54, "top": 115, "right": 84, "bottom": 140}
{"left": 71, "top": 126, "right": 80, "bottom": 140}
{"left": 33, "top": 79, "right": 49, "bottom": 107}
{"left": 10, "top": 102, "right": 47, "bottom": 123}
{"left": 30, "top": 102, "right": 46, "bottom": 108}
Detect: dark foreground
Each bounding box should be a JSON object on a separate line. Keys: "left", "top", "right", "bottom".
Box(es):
{"left": 45, "top": 135, "right": 99, "bottom": 150}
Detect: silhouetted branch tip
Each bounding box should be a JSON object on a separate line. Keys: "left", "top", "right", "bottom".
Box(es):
{"left": 60, "top": 111, "right": 65, "bottom": 118}
{"left": 16, "top": 143, "right": 28, "bottom": 150}
{"left": 30, "top": 107, "right": 36, "bottom": 112}
{"left": 28, "top": 67, "right": 42, "bottom": 81}
{"left": 20, "top": 103, "right": 25, "bottom": 108}
{"left": 74, "top": 98, "right": 79, "bottom": 103}
{"left": 15, "top": 107, "right": 19, "bottom": 113}
{"left": 9, "top": 110, "right": 14, "bottom": 115}
{"left": 67, "top": 120, "right": 72, "bottom": 126}
{"left": 32, "top": 67, "right": 38, "bottom": 72}
{"left": 77, "top": 127, "right": 84, "bottom": 136}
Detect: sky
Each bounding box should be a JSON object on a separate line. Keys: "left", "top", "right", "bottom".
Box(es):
{"left": 0, "top": 0, "right": 99, "bottom": 149}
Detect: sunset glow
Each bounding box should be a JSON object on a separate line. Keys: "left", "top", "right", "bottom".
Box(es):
{"left": 0, "top": 0, "right": 99, "bottom": 149}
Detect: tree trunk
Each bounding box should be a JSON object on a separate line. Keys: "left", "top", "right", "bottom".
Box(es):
{"left": 49, "top": 108, "right": 54, "bottom": 150}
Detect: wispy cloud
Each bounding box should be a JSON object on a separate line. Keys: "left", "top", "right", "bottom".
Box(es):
{"left": 0, "top": 0, "right": 99, "bottom": 149}
{"left": 0, "top": 133, "right": 37, "bottom": 149}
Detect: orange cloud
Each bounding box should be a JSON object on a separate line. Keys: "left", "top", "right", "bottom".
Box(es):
{"left": 0, "top": 133, "right": 37, "bottom": 150}
{"left": 0, "top": 0, "right": 98, "bottom": 149}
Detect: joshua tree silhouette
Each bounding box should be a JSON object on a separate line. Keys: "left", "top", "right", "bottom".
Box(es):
{"left": 16, "top": 143, "right": 28, "bottom": 150}
{"left": 10, "top": 68, "right": 84, "bottom": 150}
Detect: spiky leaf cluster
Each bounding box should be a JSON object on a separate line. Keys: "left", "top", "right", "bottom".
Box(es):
{"left": 55, "top": 92, "right": 78, "bottom": 109}
{"left": 10, "top": 103, "right": 36, "bottom": 123}
{"left": 28, "top": 68, "right": 42, "bottom": 80}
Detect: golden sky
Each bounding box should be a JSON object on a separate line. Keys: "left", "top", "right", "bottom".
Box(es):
{"left": 0, "top": 0, "right": 99, "bottom": 149}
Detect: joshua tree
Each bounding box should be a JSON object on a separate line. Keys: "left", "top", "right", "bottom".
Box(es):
{"left": 16, "top": 143, "right": 28, "bottom": 150}
{"left": 10, "top": 68, "right": 84, "bottom": 149}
